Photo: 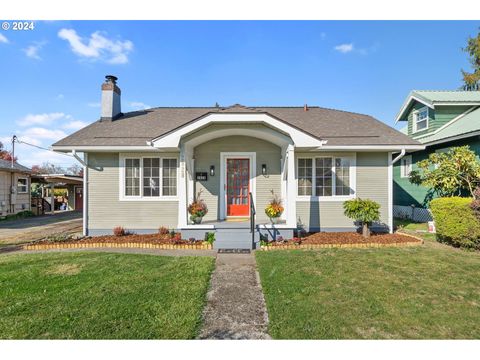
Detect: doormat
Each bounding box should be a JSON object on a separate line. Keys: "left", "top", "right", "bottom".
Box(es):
{"left": 217, "top": 248, "right": 251, "bottom": 254}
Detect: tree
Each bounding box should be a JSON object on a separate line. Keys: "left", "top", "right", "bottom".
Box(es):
{"left": 409, "top": 146, "right": 480, "bottom": 197}
{"left": 30, "top": 162, "right": 66, "bottom": 175}
{"left": 0, "top": 141, "right": 17, "bottom": 162}
{"left": 462, "top": 30, "right": 480, "bottom": 90}
{"left": 67, "top": 163, "right": 83, "bottom": 176}
{"left": 343, "top": 198, "right": 381, "bottom": 238}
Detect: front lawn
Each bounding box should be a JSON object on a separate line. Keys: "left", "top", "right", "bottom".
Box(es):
{"left": 256, "top": 243, "right": 480, "bottom": 339}
{"left": 0, "top": 252, "right": 214, "bottom": 339}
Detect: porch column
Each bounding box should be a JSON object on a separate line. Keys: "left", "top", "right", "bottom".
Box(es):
{"left": 286, "top": 144, "right": 296, "bottom": 227}
{"left": 50, "top": 183, "right": 55, "bottom": 214}
{"left": 280, "top": 146, "right": 287, "bottom": 221}
{"left": 177, "top": 145, "right": 188, "bottom": 228}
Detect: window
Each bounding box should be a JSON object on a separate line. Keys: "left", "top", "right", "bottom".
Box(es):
{"left": 413, "top": 107, "right": 429, "bottom": 132}
{"left": 400, "top": 155, "right": 412, "bottom": 178}
{"left": 17, "top": 178, "right": 28, "bottom": 193}
{"left": 298, "top": 157, "right": 353, "bottom": 197}
{"left": 123, "top": 157, "right": 177, "bottom": 199}
{"left": 298, "top": 158, "right": 313, "bottom": 196}
{"left": 162, "top": 159, "right": 177, "bottom": 196}
{"left": 125, "top": 159, "right": 140, "bottom": 196}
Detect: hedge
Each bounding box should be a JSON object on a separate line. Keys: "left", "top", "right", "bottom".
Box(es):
{"left": 430, "top": 197, "right": 480, "bottom": 249}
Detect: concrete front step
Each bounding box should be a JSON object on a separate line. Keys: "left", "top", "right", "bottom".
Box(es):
{"left": 214, "top": 229, "right": 259, "bottom": 250}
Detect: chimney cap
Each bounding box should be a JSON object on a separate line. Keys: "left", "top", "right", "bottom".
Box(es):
{"left": 105, "top": 75, "right": 118, "bottom": 83}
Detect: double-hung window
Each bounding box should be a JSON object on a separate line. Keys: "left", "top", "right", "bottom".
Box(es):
{"left": 400, "top": 155, "right": 412, "bottom": 178}
{"left": 413, "top": 107, "right": 429, "bottom": 133}
{"left": 17, "top": 177, "right": 28, "bottom": 193}
{"left": 122, "top": 157, "right": 177, "bottom": 199}
{"left": 297, "top": 156, "right": 353, "bottom": 198}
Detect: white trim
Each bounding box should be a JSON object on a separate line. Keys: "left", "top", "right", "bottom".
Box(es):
{"left": 286, "top": 144, "right": 296, "bottom": 227}
{"left": 151, "top": 113, "right": 325, "bottom": 148}
{"left": 16, "top": 177, "right": 28, "bottom": 194}
{"left": 118, "top": 154, "right": 179, "bottom": 201}
{"left": 412, "top": 106, "right": 478, "bottom": 140}
{"left": 295, "top": 153, "right": 357, "bottom": 201}
{"left": 319, "top": 145, "right": 425, "bottom": 151}
{"left": 53, "top": 145, "right": 161, "bottom": 152}
{"left": 395, "top": 93, "right": 434, "bottom": 123}
{"left": 83, "top": 153, "right": 88, "bottom": 236}
{"left": 433, "top": 102, "right": 480, "bottom": 106}
{"left": 219, "top": 152, "right": 256, "bottom": 220}
{"left": 388, "top": 152, "right": 393, "bottom": 233}
{"left": 412, "top": 106, "right": 429, "bottom": 134}
{"left": 400, "top": 155, "right": 412, "bottom": 178}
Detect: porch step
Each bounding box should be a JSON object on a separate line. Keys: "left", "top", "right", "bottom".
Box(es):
{"left": 214, "top": 229, "right": 259, "bottom": 250}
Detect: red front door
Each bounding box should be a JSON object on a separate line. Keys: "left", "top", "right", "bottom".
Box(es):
{"left": 226, "top": 158, "right": 250, "bottom": 217}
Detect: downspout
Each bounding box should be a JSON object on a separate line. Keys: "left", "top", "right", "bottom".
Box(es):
{"left": 392, "top": 148, "right": 406, "bottom": 164}
{"left": 70, "top": 150, "right": 88, "bottom": 167}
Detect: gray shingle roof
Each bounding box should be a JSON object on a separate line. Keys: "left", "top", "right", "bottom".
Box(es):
{"left": 0, "top": 159, "right": 31, "bottom": 173}
{"left": 53, "top": 104, "right": 420, "bottom": 147}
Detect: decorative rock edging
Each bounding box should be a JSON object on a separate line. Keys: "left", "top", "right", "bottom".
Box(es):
{"left": 23, "top": 242, "right": 213, "bottom": 251}
{"left": 260, "top": 239, "right": 423, "bottom": 251}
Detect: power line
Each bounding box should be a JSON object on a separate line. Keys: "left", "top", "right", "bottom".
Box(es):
{"left": 15, "top": 138, "right": 74, "bottom": 157}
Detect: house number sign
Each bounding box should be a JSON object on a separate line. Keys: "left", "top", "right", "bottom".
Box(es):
{"left": 195, "top": 172, "right": 208, "bottom": 181}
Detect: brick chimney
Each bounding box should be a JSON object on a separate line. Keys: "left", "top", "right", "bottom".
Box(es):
{"left": 101, "top": 75, "right": 122, "bottom": 121}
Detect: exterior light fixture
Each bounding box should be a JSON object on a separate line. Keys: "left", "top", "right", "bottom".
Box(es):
{"left": 262, "top": 164, "right": 267, "bottom": 175}
{"left": 210, "top": 165, "right": 215, "bottom": 176}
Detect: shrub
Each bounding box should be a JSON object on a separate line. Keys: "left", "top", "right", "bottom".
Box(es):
{"left": 343, "top": 198, "right": 381, "bottom": 238}
{"left": 158, "top": 226, "right": 170, "bottom": 236}
{"left": 204, "top": 232, "right": 215, "bottom": 245}
{"left": 430, "top": 197, "right": 480, "bottom": 249}
{"left": 113, "top": 226, "right": 128, "bottom": 236}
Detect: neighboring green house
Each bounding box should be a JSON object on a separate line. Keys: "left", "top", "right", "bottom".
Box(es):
{"left": 393, "top": 90, "right": 480, "bottom": 219}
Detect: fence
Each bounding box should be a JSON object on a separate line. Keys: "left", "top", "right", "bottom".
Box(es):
{"left": 393, "top": 205, "right": 433, "bottom": 223}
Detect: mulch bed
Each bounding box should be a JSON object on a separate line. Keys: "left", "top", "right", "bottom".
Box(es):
{"left": 34, "top": 233, "right": 208, "bottom": 246}
{"left": 300, "top": 232, "right": 421, "bottom": 245}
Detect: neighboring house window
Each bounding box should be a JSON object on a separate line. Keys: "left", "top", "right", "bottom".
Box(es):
{"left": 400, "top": 155, "right": 412, "bottom": 178}
{"left": 298, "top": 158, "right": 313, "bottom": 196}
{"left": 413, "top": 107, "right": 429, "bottom": 133}
{"left": 125, "top": 158, "right": 140, "bottom": 196}
{"left": 122, "top": 156, "right": 178, "bottom": 199}
{"left": 298, "top": 157, "right": 353, "bottom": 197}
{"left": 17, "top": 177, "right": 28, "bottom": 193}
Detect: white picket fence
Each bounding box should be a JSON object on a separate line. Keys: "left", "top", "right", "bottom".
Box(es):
{"left": 393, "top": 205, "right": 433, "bottom": 223}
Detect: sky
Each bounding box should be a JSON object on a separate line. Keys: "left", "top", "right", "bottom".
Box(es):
{"left": 0, "top": 20, "right": 478, "bottom": 168}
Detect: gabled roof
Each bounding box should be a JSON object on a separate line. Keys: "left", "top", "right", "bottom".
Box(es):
{"left": 52, "top": 104, "right": 420, "bottom": 149}
{"left": 413, "top": 106, "right": 480, "bottom": 145}
{"left": 395, "top": 90, "right": 480, "bottom": 122}
{"left": 0, "top": 159, "right": 31, "bottom": 173}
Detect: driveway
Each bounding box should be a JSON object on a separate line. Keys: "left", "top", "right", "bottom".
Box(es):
{"left": 0, "top": 211, "right": 82, "bottom": 247}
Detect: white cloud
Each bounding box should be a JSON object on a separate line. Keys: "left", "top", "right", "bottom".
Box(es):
{"left": 19, "top": 127, "right": 67, "bottom": 141}
{"left": 23, "top": 41, "right": 46, "bottom": 60}
{"left": 17, "top": 112, "right": 66, "bottom": 127}
{"left": 129, "top": 101, "right": 151, "bottom": 110}
{"left": 87, "top": 102, "right": 101, "bottom": 108}
{"left": 62, "top": 120, "right": 89, "bottom": 131}
{"left": 334, "top": 43, "right": 354, "bottom": 54}
{"left": 58, "top": 28, "right": 133, "bottom": 64}
{"left": 0, "top": 33, "right": 8, "bottom": 44}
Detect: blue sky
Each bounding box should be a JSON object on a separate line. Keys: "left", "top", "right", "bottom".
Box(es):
{"left": 0, "top": 20, "right": 478, "bottom": 168}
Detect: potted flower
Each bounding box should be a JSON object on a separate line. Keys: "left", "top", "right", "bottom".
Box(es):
{"left": 265, "top": 190, "right": 284, "bottom": 224}
{"left": 188, "top": 190, "right": 208, "bottom": 224}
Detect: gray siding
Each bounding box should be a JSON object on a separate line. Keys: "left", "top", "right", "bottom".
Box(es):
{"left": 0, "top": 171, "right": 30, "bottom": 216}
{"left": 194, "top": 135, "right": 281, "bottom": 223}
{"left": 87, "top": 152, "right": 178, "bottom": 233}
{"left": 296, "top": 152, "right": 390, "bottom": 231}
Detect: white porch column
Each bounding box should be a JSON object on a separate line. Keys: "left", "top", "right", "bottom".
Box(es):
{"left": 286, "top": 144, "right": 296, "bottom": 227}
{"left": 186, "top": 148, "right": 195, "bottom": 204}
{"left": 177, "top": 145, "right": 188, "bottom": 228}
{"left": 280, "top": 146, "right": 287, "bottom": 221}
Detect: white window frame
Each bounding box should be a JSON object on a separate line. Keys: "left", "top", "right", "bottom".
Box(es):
{"left": 17, "top": 177, "right": 28, "bottom": 194}
{"left": 400, "top": 155, "right": 412, "bottom": 178}
{"left": 412, "top": 106, "right": 429, "bottom": 133}
{"left": 119, "top": 154, "right": 179, "bottom": 201}
{"left": 296, "top": 154, "right": 356, "bottom": 202}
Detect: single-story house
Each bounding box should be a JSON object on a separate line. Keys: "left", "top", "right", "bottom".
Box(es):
{"left": 393, "top": 90, "right": 480, "bottom": 221}
{"left": 52, "top": 75, "right": 423, "bottom": 249}
{"left": 0, "top": 158, "right": 31, "bottom": 218}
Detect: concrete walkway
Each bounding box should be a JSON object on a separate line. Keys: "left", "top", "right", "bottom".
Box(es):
{"left": 198, "top": 253, "right": 271, "bottom": 339}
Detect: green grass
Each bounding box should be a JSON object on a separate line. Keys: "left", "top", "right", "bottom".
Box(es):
{"left": 256, "top": 244, "right": 480, "bottom": 339}
{"left": 394, "top": 218, "right": 436, "bottom": 241}
{"left": 0, "top": 252, "right": 214, "bottom": 339}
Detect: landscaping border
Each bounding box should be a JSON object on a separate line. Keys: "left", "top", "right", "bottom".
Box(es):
{"left": 23, "top": 242, "right": 213, "bottom": 251}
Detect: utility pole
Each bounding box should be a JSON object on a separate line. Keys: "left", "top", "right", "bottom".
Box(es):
{"left": 11, "top": 135, "right": 17, "bottom": 168}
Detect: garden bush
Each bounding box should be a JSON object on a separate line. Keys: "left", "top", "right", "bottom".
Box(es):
{"left": 430, "top": 197, "right": 480, "bottom": 249}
